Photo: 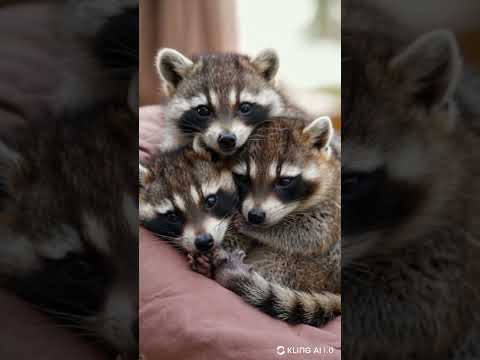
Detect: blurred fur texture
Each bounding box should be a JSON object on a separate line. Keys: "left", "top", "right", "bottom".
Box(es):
{"left": 342, "top": 1, "right": 480, "bottom": 358}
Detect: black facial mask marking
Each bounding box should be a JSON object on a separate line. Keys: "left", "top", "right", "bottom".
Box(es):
{"left": 209, "top": 190, "right": 238, "bottom": 219}
{"left": 274, "top": 175, "right": 315, "bottom": 203}
{"left": 342, "top": 167, "right": 426, "bottom": 235}
{"left": 239, "top": 103, "right": 270, "bottom": 126}
{"left": 142, "top": 211, "right": 185, "bottom": 239}
{"left": 179, "top": 109, "right": 211, "bottom": 136}
{"left": 11, "top": 251, "right": 111, "bottom": 318}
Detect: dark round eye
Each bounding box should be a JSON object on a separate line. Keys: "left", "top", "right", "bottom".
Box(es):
{"left": 276, "top": 177, "right": 294, "bottom": 188}
{"left": 165, "top": 211, "right": 181, "bottom": 223}
{"left": 196, "top": 105, "right": 211, "bottom": 117}
{"left": 239, "top": 102, "right": 252, "bottom": 115}
{"left": 205, "top": 194, "right": 217, "bottom": 209}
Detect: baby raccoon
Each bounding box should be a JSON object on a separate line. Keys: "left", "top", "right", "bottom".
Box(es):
{"left": 139, "top": 146, "right": 238, "bottom": 255}
{"left": 0, "top": 105, "right": 138, "bottom": 359}
{"left": 155, "top": 47, "right": 306, "bottom": 155}
{"left": 342, "top": 10, "right": 480, "bottom": 358}
{"left": 206, "top": 116, "right": 341, "bottom": 327}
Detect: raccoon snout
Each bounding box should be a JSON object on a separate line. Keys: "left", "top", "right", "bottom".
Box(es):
{"left": 248, "top": 208, "right": 266, "bottom": 225}
{"left": 217, "top": 132, "right": 237, "bottom": 152}
{"left": 194, "top": 233, "right": 215, "bottom": 252}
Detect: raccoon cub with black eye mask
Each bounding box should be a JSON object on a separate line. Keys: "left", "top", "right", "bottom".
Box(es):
{"left": 139, "top": 146, "right": 238, "bottom": 255}
{"left": 201, "top": 116, "right": 341, "bottom": 327}
{"left": 155, "top": 47, "right": 306, "bottom": 156}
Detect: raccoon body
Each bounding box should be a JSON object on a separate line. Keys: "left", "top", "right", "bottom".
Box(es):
{"left": 0, "top": 104, "right": 138, "bottom": 357}
{"left": 342, "top": 7, "right": 480, "bottom": 358}
{"left": 139, "top": 146, "right": 238, "bottom": 255}
{"left": 155, "top": 48, "right": 307, "bottom": 155}
{"left": 211, "top": 116, "right": 341, "bottom": 326}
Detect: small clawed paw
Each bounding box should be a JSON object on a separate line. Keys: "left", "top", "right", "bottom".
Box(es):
{"left": 213, "top": 248, "right": 252, "bottom": 285}
{"left": 188, "top": 253, "right": 213, "bottom": 278}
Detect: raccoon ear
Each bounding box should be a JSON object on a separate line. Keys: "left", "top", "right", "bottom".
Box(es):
{"left": 139, "top": 163, "right": 151, "bottom": 188}
{"left": 389, "top": 30, "right": 461, "bottom": 108}
{"left": 251, "top": 49, "right": 279, "bottom": 82}
{"left": 303, "top": 116, "right": 333, "bottom": 150}
{"left": 155, "top": 48, "right": 194, "bottom": 93}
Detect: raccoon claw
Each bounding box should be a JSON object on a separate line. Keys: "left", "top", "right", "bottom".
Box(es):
{"left": 189, "top": 253, "right": 213, "bottom": 278}
{"left": 213, "top": 249, "right": 252, "bottom": 287}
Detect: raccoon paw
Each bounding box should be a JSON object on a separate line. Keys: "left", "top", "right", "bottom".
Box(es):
{"left": 188, "top": 253, "right": 213, "bottom": 278}
{"left": 212, "top": 249, "right": 252, "bottom": 287}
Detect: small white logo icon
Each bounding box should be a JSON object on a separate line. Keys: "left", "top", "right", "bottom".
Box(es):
{"left": 276, "top": 346, "right": 286, "bottom": 355}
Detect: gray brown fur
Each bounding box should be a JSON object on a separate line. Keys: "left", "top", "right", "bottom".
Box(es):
{"left": 342, "top": 2, "right": 480, "bottom": 358}
{"left": 156, "top": 48, "right": 308, "bottom": 154}
{"left": 211, "top": 117, "right": 341, "bottom": 326}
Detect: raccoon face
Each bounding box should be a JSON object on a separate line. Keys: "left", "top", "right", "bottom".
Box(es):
{"left": 0, "top": 139, "right": 138, "bottom": 356}
{"left": 139, "top": 148, "right": 238, "bottom": 253}
{"left": 156, "top": 48, "right": 285, "bottom": 156}
{"left": 232, "top": 117, "right": 336, "bottom": 227}
{"left": 342, "top": 30, "right": 463, "bottom": 263}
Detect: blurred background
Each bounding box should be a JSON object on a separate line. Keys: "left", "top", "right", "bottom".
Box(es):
{"left": 140, "top": 0, "right": 341, "bottom": 130}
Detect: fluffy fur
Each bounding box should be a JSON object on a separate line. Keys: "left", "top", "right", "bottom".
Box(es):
{"left": 155, "top": 48, "right": 307, "bottom": 155}
{"left": 342, "top": 2, "right": 480, "bottom": 357}
{"left": 206, "top": 117, "right": 341, "bottom": 326}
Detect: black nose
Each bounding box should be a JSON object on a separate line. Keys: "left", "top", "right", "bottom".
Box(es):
{"left": 248, "top": 208, "right": 266, "bottom": 225}
{"left": 194, "top": 233, "right": 214, "bottom": 252}
{"left": 217, "top": 133, "right": 237, "bottom": 151}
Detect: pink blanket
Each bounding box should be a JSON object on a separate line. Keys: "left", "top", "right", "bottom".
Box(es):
{"left": 139, "top": 106, "right": 341, "bottom": 360}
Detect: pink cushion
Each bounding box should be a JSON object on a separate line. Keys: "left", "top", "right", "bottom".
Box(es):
{"left": 139, "top": 106, "right": 341, "bottom": 360}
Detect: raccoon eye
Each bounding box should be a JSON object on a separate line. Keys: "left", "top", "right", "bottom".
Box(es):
{"left": 238, "top": 102, "right": 253, "bottom": 115}
{"left": 205, "top": 194, "right": 217, "bottom": 209}
{"left": 165, "top": 210, "right": 181, "bottom": 223}
{"left": 196, "top": 105, "right": 211, "bottom": 117}
{"left": 276, "top": 177, "right": 295, "bottom": 188}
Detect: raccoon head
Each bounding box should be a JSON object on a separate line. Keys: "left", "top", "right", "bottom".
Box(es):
{"left": 342, "top": 29, "right": 464, "bottom": 263}
{"left": 156, "top": 48, "right": 286, "bottom": 156}
{"left": 232, "top": 116, "right": 337, "bottom": 228}
{"left": 139, "top": 147, "right": 238, "bottom": 254}
{"left": 0, "top": 138, "right": 138, "bottom": 357}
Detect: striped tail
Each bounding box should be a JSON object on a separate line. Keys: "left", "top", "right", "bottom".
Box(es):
{"left": 225, "top": 271, "right": 341, "bottom": 327}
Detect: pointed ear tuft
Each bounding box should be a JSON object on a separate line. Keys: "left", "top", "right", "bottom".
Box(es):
{"left": 303, "top": 116, "right": 333, "bottom": 150}
{"left": 389, "top": 30, "right": 461, "bottom": 108}
{"left": 251, "top": 48, "right": 279, "bottom": 82}
{"left": 155, "top": 48, "right": 194, "bottom": 94}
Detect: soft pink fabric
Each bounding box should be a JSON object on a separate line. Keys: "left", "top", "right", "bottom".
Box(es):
{"left": 139, "top": 106, "right": 341, "bottom": 359}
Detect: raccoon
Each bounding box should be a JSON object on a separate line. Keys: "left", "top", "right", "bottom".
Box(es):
{"left": 0, "top": 104, "right": 138, "bottom": 359}
{"left": 203, "top": 116, "right": 341, "bottom": 327}
{"left": 139, "top": 146, "right": 238, "bottom": 255}
{"left": 342, "top": 21, "right": 480, "bottom": 359}
{"left": 155, "top": 47, "right": 306, "bottom": 155}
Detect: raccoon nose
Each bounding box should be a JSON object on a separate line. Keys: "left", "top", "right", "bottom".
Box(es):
{"left": 194, "top": 233, "right": 214, "bottom": 252}
{"left": 248, "top": 208, "right": 266, "bottom": 225}
{"left": 218, "top": 133, "right": 237, "bottom": 151}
